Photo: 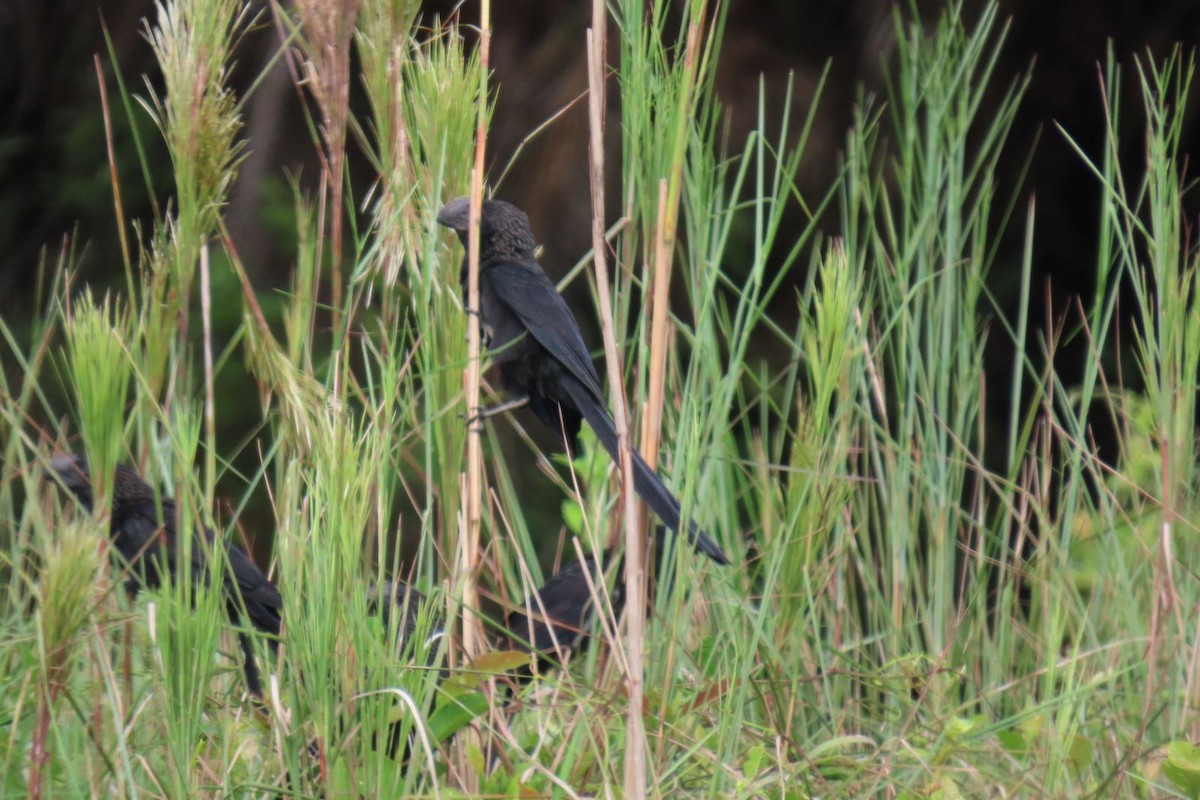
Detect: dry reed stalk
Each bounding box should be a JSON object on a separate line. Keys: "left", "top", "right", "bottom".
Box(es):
{"left": 586, "top": 3, "right": 648, "bottom": 794}
{"left": 453, "top": 0, "right": 492, "bottom": 790}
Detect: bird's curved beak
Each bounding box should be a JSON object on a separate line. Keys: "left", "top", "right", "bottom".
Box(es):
{"left": 436, "top": 196, "right": 472, "bottom": 232}
{"left": 48, "top": 453, "right": 80, "bottom": 480}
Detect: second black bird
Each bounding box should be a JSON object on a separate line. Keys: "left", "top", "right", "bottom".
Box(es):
{"left": 437, "top": 197, "right": 730, "bottom": 566}
{"left": 47, "top": 454, "right": 282, "bottom": 697}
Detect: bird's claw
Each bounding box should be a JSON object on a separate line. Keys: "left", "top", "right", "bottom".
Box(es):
{"left": 462, "top": 395, "right": 531, "bottom": 431}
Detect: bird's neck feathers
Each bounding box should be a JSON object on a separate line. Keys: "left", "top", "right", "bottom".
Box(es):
{"left": 481, "top": 225, "right": 536, "bottom": 263}
{"left": 107, "top": 464, "right": 155, "bottom": 512}
{"left": 111, "top": 493, "right": 173, "bottom": 526}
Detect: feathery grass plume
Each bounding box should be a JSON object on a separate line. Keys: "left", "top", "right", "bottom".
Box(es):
{"left": 30, "top": 521, "right": 99, "bottom": 800}
{"left": 397, "top": 27, "right": 487, "bottom": 631}
{"left": 355, "top": 0, "right": 421, "bottom": 288}
{"left": 242, "top": 298, "right": 331, "bottom": 455}
{"left": 136, "top": 227, "right": 177, "bottom": 405}
{"left": 142, "top": 0, "right": 250, "bottom": 307}
{"left": 400, "top": 29, "right": 483, "bottom": 210}
{"left": 138, "top": 0, "right": 248, "bottom": 449}
{"left": 772, "top": 240, "right": 863, "bottom": 629}
{"left": 235, "top": 183, "right": 328, "bottom": 456}
{"left": 292, "top": 0, "right": 363, "bottom": 338}
{"left": 64, "top": 290, "right": 133, "bottom": 520}
{"left": 355, "top": 11, "right": 481, "bottom": 585}
{"left": 283, "top": 187, "right": 321, "bottom": 369}
{"left": 356, "top": 13, "right": 481, "bottom": 288}
{"left": 37, "top": 525, "right": 100, "bottom": 680}
{"left": 356, "top": 0, "right": 420, "bottom": 109}
{"left": 142, "top": 0, "right": 249, "bottom": 231}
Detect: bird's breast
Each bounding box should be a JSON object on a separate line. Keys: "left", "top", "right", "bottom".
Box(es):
{"left": 476, "top": 276, "right": 527, "bottom": 360}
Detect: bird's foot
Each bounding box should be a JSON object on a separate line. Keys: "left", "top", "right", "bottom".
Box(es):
{"left": 463, "top": 395, "right": 531, "bottom": 429}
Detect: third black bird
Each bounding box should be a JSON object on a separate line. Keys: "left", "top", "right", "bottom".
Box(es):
{"left": 502, "top": 527, "right": 672, "bottom": 672}
{"left": 437, "top": 197, "right": 730, "bottom": 566}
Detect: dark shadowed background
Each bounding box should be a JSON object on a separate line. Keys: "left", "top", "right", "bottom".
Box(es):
{"left": 3, "top": 0, "right": 1199, "bottom": 552}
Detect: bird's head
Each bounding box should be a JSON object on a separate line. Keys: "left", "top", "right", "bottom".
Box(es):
{"left": 437, "top": 196, "right": 537, "bottom": 261}
{"left": 46, "top": 453, "right": 155, "bottom": 513}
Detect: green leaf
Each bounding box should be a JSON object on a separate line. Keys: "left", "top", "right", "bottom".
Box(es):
{"left": 466, "top": 740, "right": 486, "bottom": 774}
{"left": 427, "top": 692, "right": 489, "bottom": 745}
{"left": 1163, "top": 742, "right": 1200, "bottom": 799}
{"left": 931, "top": 774, "right": 963, "bottom": 800}
{"left": 562, "top": 499, "right": 583, "bottom": 535}
{"left": 1067, "top": 735, "right": 1094, "bottom": 776}
{"left": 945, "top": 714, "right": 984, "bottom": 741}
{"left": 440, "top": 650, "right": 534, "bottom": 698}
{"left": 744, "top": 743, "right": 769, "bottom": 777}
{"left": 997, "top": 729, "right": 1027, "bottom": 757}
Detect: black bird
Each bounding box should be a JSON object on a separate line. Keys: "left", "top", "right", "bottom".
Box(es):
{"left": 368, "top": 565, "right": 601, "bottom": 677}
{"left": 503, "top": 527, "right": 672, "bottom": 671}
{"left": 369, "top": 555, "right": 628, "bottom": 678}
{"left": 437, "top": 196, "right": 730, "bottom": 566}
{"left": 366, "top": 579, "right": 449, "bottom": 664}
{"left": 365, "top": 559, "right": 610, "bottom": 760}
{"left": 46, "top": 453, "right": 282, "bottom": 697}
{"left": 503, "top": 552, "right": 613, "bottom": 665}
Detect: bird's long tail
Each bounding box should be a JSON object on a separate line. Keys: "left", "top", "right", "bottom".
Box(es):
{"left": 226, "top": 599, "right": 280, "bottom": 701}
{"left": 224, "top": 567, "right": 282, "bottom": 700}
{"left": 235, "top": 630, "right": 266, "bottom": 698}
{"left": 562, "top": 378, "right": 730, "bottom": 565}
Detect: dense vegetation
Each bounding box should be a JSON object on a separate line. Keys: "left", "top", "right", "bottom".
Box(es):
{"left": 3, "top": 0, "right": 1200, "bottom": 796}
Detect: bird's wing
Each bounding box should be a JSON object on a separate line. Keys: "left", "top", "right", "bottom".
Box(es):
{"left": 488, "top": 260, "right": 605, "bottom": 398}
{"left": 110, "top": 506, "right": 170, "bottom": 586}
{"left": 179, "top": 515, "right": 284, "bottom": 629}
{"left": 226, "top": 544, "right": 283, "bottom": 608}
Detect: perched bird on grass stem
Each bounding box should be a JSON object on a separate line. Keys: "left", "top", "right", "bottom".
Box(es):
{"left": 437, "top": 196, "right": 731, "bottom": 566}
{"left": 46, "top": 453, "right": 282, "bottom": 698}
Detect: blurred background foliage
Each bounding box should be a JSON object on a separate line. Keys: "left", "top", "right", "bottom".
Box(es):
{"left": 2, "top": 0, "right": 1199, "bottom": 554}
